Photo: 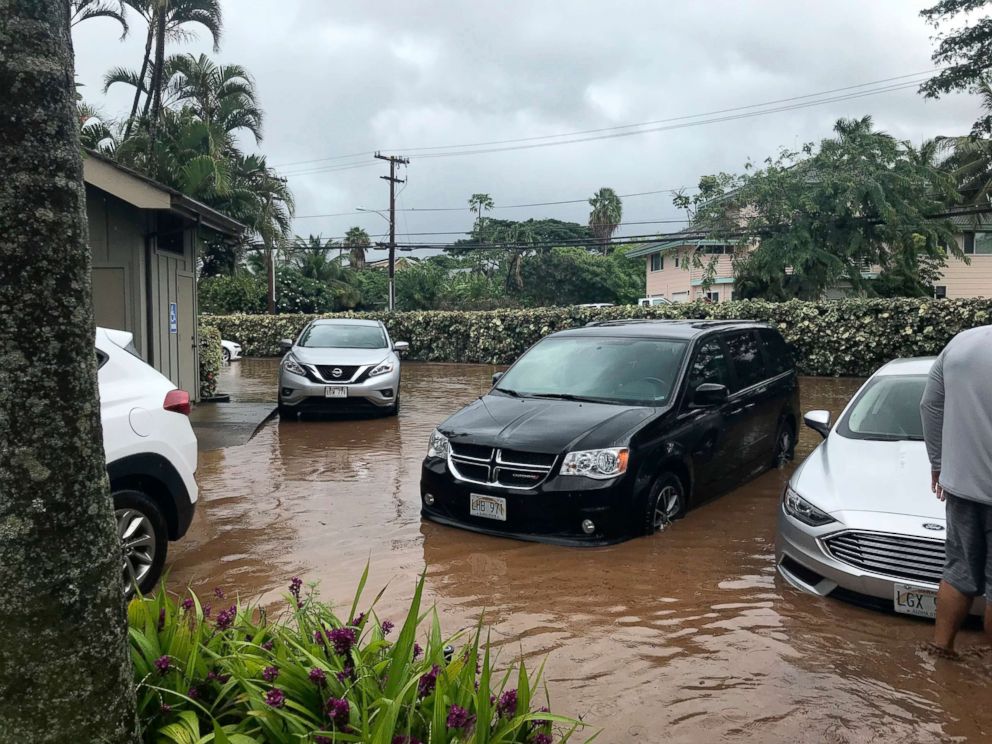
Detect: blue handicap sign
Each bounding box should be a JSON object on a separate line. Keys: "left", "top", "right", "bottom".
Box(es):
{"left": 169, "top": 302, "right": 178, "bottom": 334}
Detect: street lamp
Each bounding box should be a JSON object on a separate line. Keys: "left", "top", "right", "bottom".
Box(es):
{"left": 356, "top": 207, "right": 394, "bottom": 310}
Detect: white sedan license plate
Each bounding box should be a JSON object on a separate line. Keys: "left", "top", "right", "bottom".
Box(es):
{"left": 324, "top": 386, "right": 348, "bottom": 398}
{"left": 470, "top": 494, "right": 506, "bottom": 521}
{"left": 893, "top": 583, "right": 937, "bottom": 619}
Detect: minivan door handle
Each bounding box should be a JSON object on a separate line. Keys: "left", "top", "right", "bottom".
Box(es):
{"left": 754, "top": 385, "right": 768, "bottom": 394}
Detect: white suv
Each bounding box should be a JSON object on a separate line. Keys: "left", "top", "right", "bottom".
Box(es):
{"left": 96, "top": 327, "right": 198, "bottom": 595}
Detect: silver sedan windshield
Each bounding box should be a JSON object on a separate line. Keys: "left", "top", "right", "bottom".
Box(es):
{"left": 836, "top": 374, "right": 927, "bottom": 441}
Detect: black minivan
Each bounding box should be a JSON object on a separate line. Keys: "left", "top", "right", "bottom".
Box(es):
{"left": 420, "top": 320, "right": 799, "bottom": 545}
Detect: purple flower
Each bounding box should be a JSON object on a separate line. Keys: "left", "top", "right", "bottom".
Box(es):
{"left": 181, "top": 597, "right": 194, "bottom": 612}
{"left": 262, "top": 665, "right": 279, "bottom": 682}
{"left": 159, "top": 703, "right": 172, "bottom": 716}
{"left": 349, "top": 612, "right": 366, "bottom": 628}
{"left": 325, "top": 697, "right": 350, "bottom": 729}
{"left": 215, "top": 605, "right": 237, "bottom": 630}
{"left": 335, "top": 665, "right": 354, "bottom": 683}
{"left": 533, "top": 735, "right": 553, "bottom": 744}
{"left": 309, "top": 667, "right": 327, "bottom": 685}
{"left": 202, "top": 604, "right": 211, "bottom": 618}
{"left": 381, "top": 620, "right": 394, "bottom": 636}
{"left": 214, "top": 587, "right": 225, "bottom": 600}
{"left": 206, "top": 669, "right": 230, "bottom": 684}
{"left": 265, "top": 688, "right": 285, "bottom": 708}
{"left": 418, "top": 664, "right": 440, "bottom": 698}
{"left": 392, "top": 737, "right": 423, "bottom": 744}
{"left": 188, "top": 686, "right": 201, "bottom": 701}
{"left": 289, "top": 577, "right": 303, "bottom": 603}
{"left": 412, "top": 642, "right": 422, "bottom": 660}
{"left": 315, "top": 737, "right": 332, "bottom": 744}
{"left": 314, "top": 630, "right": 326, "bottom": 645}
{"left": 158, "top": 607, "right": 166, "bottom": 631}
{"left": 261, "top": 640, "right": 275, "bottom": 652}
{"left": 446, "top": 704, "right": 475, "bottom": 730}
{"left": 154, "top": 655, "right": 171, "bottom": 675}
{"left": 327, "top": 627, "right": 357, "bottom": 655}
{"left": 497, "top": 689, "right": 518, "bottom": 717}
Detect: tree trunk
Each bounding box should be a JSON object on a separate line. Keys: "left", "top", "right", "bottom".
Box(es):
{"left": 145, "top": 3, "right": 167, "bottom": 153}
{"left": 0, "top": 2, "right": 139, "bottom": 742}
{"left": 124, "top": 18, "right": 155, "bottom": 140}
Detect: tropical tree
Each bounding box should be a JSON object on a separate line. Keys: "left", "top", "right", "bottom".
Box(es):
{"left": 71, "top": 0, "right": 129, "bottom": 35}
{"left": 468, "top": 192, "right": 494, "bottom": 226}
{"left": 1, "top": 1, "right": 138, "bottom": 740}
{"left": 935, "top": 78, "right": 992, "bottom": 206}
{"left": 588, "top": 187, "right": 623, "bottom": 253}
{"left": 920, "top": 0, "right": 992, "bottom": 107}
{"left": 344, "top": 226, "right": 372, "bottom": 270}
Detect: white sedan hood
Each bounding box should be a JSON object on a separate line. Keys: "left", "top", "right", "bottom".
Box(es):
{"left": 793, "top": 434, "right": 943, "bottom": 521}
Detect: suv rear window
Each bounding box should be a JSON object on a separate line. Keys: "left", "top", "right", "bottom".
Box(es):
{"left": 724, "top": 330, "right": 767, "bottom": 391}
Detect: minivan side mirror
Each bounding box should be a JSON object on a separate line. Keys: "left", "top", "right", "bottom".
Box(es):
{"left": 279, "top": 339, "right": 293, "bottom": 353}
{"left": 492, "top": 371, "right": 504, "bottom": 386}
{"left": 804, "top": 410, "right": 831, "bottom": 439}
{"left": 693, "top": 382, "right": 728, "bottom": 407}
{"left": 393, "top": 341, "right": 410, "bottom": 353}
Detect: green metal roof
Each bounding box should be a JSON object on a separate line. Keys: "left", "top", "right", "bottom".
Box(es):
{"left": 690, "top": 277, "right": 735, "bottom": 286}
{"left": 627, "top": 238, "right": 738, "bottom": 259}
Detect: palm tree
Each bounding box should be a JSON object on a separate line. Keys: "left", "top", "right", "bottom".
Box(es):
{"left": 588, "top": 187, "right": 623, "bottom": 254}
{"left": 71, "top": 0, "right": 130, "bottom": 36}
{"left": 468, "top": 192, "right": 494, "bottom": 223}
{"left": 938, "top": 78, "right": 992, "bottom": 206}
{"left": 344, "top": 226, "right": 371, "bottom": 269}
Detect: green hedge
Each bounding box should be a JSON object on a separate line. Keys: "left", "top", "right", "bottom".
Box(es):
{"left": 203, "top": 298, "right": 992, "bottom": 377}
{"left": 198, "top": 323, "right": 222, "bottom": 399}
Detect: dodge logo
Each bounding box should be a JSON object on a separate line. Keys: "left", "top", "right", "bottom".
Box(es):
{"left": 922, "top": 523, "right": 945, "bottom": 532}
{"left": 332, "top": 368, "right": 343, "bottom": 378}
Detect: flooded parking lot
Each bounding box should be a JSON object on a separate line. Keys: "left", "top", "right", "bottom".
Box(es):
{"left": 173, "top": 360, "right": 991, "bottom": 743}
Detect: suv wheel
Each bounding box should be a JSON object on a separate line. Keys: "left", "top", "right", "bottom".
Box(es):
{"left": 278, "top": 401, "right": 297, "bottom": 421}
{"left": 772, "top": 418, "right": 795, "bottom": 468}
{"left": 387, "top": 394, "right": 400, "bottom": 417}
{"left": 113, "top": 489, "right": 167, "bottom": 597}
{"left": 640, "top": 472, "right": 686, "bottom": 535}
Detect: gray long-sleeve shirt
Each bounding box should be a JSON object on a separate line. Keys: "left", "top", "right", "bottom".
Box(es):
{"left": 920, "top": 324, "right": 992, "bottom": 506}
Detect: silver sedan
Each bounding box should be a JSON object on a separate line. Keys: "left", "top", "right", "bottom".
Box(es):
{"left": 776, "top": 357, "right": 982, "bottom": 619}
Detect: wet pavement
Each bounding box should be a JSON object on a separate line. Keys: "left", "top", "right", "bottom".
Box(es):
{"left": 171, "top": 360, "right": 992, "bottom": 743}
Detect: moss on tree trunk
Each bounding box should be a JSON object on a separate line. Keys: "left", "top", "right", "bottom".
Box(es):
{"left": 0, "top": 2, "right": 139, "bottom": 741}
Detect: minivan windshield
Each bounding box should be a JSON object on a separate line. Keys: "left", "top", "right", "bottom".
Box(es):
{"left": 837, "top": 374, "right": 927, "bottom": 441}
{"left": 495, "top": 336, "right": 687, "bottom": 405}
{"left": 298, "top": 324, "right": 387, "bottom": 349}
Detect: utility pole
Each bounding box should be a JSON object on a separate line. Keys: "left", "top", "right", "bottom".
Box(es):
{"left": 374, "top": 152, "right": 409, "bottom": 311}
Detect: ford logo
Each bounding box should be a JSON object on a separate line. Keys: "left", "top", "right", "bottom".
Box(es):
{"left": 332, "top": 368, "right": 343, "bottom": 378}
{"left": 922, "top": 523, "right": 945, "bottom": 532}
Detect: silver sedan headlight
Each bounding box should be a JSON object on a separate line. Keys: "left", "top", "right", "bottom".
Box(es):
{"left": 560, "top": 447, "right": 629, "bottom": 479}
{"left": 282, "top": 353, "right": 305, "bottom": 376}
{"left": 783, "top": 486, "right": 836, "bottom": 527}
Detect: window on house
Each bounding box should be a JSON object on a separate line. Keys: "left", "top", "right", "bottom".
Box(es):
{"left": 935, "top": 285, "right": 947, "bottom": 298}
{"left": 976, "top": 233, "right": 992, "bottom": 254}
{"left": 674, "top": 254, "right": 680, "bottom": 268}
{"left": 704, "top": 244, "right": 729, "bottom": 254}
{"left": 650, "top": 253, "right": 663, "bottom": 271}
{"left": 704, "top": 291, "right": 720, "bottom": 303}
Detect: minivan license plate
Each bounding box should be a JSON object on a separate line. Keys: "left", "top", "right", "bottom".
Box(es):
{"left": 324, "top": 386, "right": 347, "bottom": 398}
{"left": 470, "top": 494, "right": 506, "bottom": 521}
{"left": 893, "top": 583, "right": 937, "bottom": 619}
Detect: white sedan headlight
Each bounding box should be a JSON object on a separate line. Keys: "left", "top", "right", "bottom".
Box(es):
{"left": 427, "top": 429, "right": 450, "bottom": 459}
{"left": 783, "top": 486, "right": 835, "bottom": 526}
{"left": 560, "top": 447, "right": 629, "bottom": 479}
{"left": 282, "top": 353, "right": 305, "bottom": 376}
{"left": 368, "top": 360, "right": 395, "bottom": 377}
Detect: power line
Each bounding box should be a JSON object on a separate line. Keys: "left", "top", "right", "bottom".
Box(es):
{"left": 270, "top": 69, "right": 937, "bottom": 171}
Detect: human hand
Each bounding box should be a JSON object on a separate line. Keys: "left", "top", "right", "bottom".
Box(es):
{"left": 932, "top": 470, "right": 945, "bottom": 501}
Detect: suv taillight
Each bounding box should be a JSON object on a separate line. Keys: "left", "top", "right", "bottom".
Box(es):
{"left": 164, "top": 389, "right": 191, "bottom": 416}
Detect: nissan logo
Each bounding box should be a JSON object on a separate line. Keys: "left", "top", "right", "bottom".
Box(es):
{"left": 331, "top": 368, "right": 343, "bottom": 378}
{"left": 922, "top": 523, "right": 945, "bottom": 532}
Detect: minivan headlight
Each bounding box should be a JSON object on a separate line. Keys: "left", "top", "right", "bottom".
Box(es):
{"left": 783, "top": 486, "right": 835, "bottom": 526}
{"left": 561, "top": 447, "right": 629, "bottom": 479}
{"left": 282, "top": 353, "right": 305, "bottom": 376}
{"left": 427, "top": 429, "right": 450, "bottom": 459}
{"left": 369, "top": 360, "right": 394, "bottom": 377}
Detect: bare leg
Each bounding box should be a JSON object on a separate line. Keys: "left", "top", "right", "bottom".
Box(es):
{"left": 930, "top": 580, "right": 972, "bottom": 655}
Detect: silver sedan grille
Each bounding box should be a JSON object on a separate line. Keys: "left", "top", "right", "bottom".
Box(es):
{"left": 823, "top": 531, "right": 945, "bottom": 586}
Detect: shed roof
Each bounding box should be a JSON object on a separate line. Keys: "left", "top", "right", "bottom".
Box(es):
{"left": 83, "top": 149, "right": 245, "bottom": 236}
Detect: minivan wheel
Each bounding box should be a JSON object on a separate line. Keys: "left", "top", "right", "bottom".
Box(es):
{"left": 772, "top": 419, "right": 795, "bottom": 468}
{"left": 113, "top": 489, "right": 167, "bottom": 598}
{"left": 641, "top": 472, "right": 686, "bottom": 534}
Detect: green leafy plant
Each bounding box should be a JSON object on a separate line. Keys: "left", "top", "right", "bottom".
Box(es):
{"left": 198, "top": 324, "right": 222, "bottom": 399}
{"left": 130, "top": 570, "right": 593, "bottom": 743}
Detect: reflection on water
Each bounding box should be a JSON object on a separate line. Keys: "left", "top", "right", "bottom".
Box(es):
{"left": 172, "top": 362, "right": 992, "bottom": 743}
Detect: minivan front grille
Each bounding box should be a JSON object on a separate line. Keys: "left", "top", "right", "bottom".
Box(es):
{"left": 448, "top": 442, "right": 556, "bottom": 490}
{"left": 823, "top": 531, "right": 945, "bottom": 586}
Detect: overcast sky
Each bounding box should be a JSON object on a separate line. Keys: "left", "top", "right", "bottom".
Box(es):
{"left": 72, "top": 0, "right": 979, "bottom": 255}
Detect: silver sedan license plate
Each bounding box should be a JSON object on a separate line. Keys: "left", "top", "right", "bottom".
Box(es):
{"left": 470, "top": 494, "right": 506, "bottom": 521}
{"left": 324, "top": 386, "right": 348, "bottom": 398}
{"left": 893, "top": 583, "right": 937, "bottom": 619}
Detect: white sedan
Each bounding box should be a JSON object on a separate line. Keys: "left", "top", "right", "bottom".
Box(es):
{"left": 777, "top": 357, "right": 981, "bottom": 619}
{"left": 221, "top": 339, "right": 242, "bottom": 362}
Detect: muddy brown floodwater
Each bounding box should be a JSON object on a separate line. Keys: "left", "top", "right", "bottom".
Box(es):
{"left": 172, "top": 360, "right": 992, "bottom": 743}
